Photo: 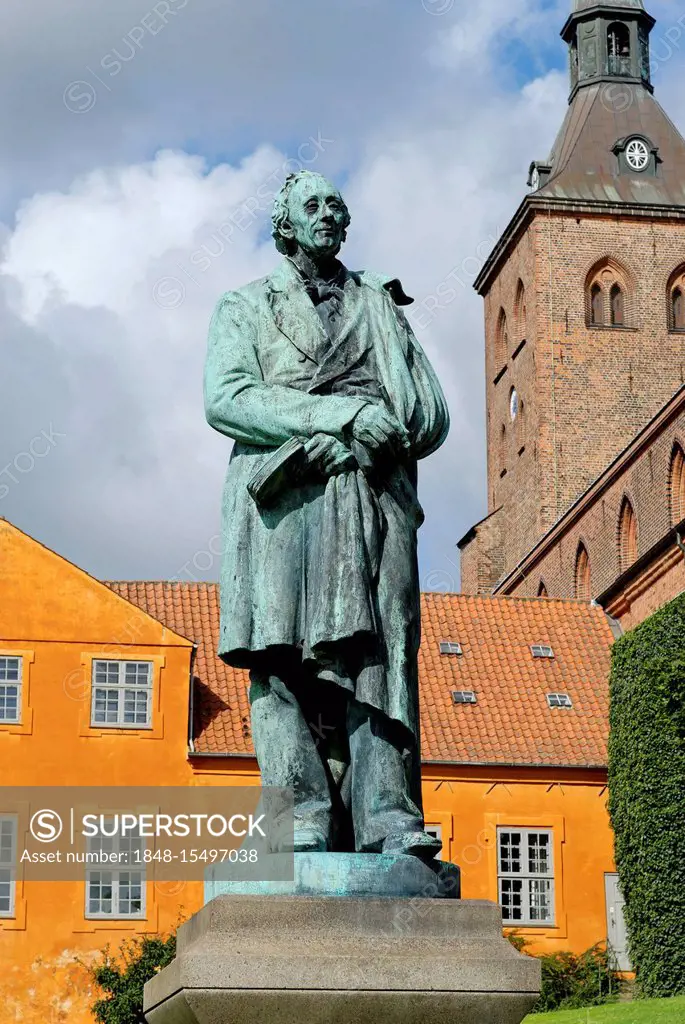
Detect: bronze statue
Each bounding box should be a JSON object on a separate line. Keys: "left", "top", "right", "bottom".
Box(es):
{"left": 205, "top": 171, "right": 449, "bottom": 859}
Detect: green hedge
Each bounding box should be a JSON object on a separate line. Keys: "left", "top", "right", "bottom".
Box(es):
{"left": 608, "top": 592, "right": 685, "bottom": 998}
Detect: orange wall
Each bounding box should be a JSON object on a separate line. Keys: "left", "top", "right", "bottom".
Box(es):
{"left": 0, "top": 522, "right": 200, "bottom": 1023}
{"left": 423, "top": 763, "right": 614, "bottom": 956}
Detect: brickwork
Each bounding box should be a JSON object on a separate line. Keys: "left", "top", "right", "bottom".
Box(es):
{"left": 609, "top": 549, "right": 685, "bottom": 631}
{"left": 497, "top": 388, "right": 685, "bottom": 631}
{"left": 483, "top": 225, "right": 542, "bottom": 568}
{"left": 461, "top": 226, "right": 540, "bottom": 593}
{"left": 459, "top": 509, "right": 504, "bottom": 595}
{"left": 464, "top": 207, "right": 685, "bottom": 594}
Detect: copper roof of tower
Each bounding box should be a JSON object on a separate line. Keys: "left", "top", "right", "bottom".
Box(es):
{"left": 534, "top": 83, "right": 685, "bottom": 206}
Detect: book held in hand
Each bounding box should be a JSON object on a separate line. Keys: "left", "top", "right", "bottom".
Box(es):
{"left": 247, "top": 437, "right": 308, "bottom": 508}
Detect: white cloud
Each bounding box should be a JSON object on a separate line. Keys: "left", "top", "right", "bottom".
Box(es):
{"left": 2, "top": 0, "right": 684, "bottom": 585}
{"left": 0, "top": 61, "right": 567, "bottom": 584}
{"left": 3, "top": 147, "right": 287, "bottom": 322}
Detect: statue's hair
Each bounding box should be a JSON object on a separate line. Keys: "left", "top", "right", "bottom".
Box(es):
{"left": 271, "top": 171, "right": 351, "bottom": 255}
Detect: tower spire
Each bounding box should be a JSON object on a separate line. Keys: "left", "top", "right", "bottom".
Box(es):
{"left": 561, "top": 1, "right": 655, "bottom": 102}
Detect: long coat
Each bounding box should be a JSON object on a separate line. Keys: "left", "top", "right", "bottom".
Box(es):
{"left": 204, "top": 258, "right": 449, "bottom": 742}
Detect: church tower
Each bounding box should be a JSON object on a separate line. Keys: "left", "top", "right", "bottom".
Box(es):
{"left": 460, "top": 0, "right": 685, "bottom": 595}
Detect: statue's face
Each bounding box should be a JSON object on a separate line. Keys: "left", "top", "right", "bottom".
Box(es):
{"left": 282, "top": 175, "right": 347, "bottom": 257}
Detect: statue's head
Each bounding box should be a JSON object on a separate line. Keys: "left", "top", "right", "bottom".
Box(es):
{"left": 272, "top": 171, "right": 351, "bottom": 258}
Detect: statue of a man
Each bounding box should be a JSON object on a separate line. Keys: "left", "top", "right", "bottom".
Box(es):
{"left": 205, "top": 171, "right": 449, "bottom": 860}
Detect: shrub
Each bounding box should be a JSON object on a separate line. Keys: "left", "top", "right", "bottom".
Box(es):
{"left": 535, "top": 944, "right": 616, "bottom": 1012}
{"left": 89, "top": 933, "right": 176, "bottom": 1024}
{"left": 608, "top": 592, "right": 685, "bottom": 998}
{"left": 505, "top": 934, "right": 617, "bottom": 1013}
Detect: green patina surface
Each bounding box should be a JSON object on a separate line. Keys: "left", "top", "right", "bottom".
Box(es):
{"left": 204, "top": 171, "right": 450, "bottom": 867}
{"left": 206, "top": 851, "right": 460, "bottom": 901}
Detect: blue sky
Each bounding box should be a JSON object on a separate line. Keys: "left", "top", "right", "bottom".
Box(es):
{"left": 1, "top": 0, "right": 684, "bottom": 590}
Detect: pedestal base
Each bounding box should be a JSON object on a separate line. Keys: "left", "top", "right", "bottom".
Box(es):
{"left": 144, "top": 895, "right": 540, "bottom": 1024}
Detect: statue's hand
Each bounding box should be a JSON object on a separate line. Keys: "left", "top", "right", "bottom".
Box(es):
{"left": 351, "top": 404, "right": 411, "bottom": 456}
{"left": 304, "top": 433, "right": 357, "bottom": 477}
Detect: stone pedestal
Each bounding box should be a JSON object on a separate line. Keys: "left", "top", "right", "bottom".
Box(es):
{"left": 144, "top": 893, "right": 540, "bottom": 1024}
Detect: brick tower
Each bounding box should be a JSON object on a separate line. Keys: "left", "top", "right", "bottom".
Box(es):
{"left": 460, "top": 0, "right": 685, "bottom": 595}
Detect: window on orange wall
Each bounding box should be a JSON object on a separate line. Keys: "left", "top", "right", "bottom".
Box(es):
{"left": 90, "top": 660, "right": 153, "bottom": 728}
{"left": 0, "top": 657, "right": 22, "bottom": 724}
{"left": 424, "top": 824, "right": 444, "bottom": 861}
{"left": 670, "top": 445, "right": 685, "bottom": 525}
{"left": 497, "top": 827, "right": 555, "bottom": 926}
{"left": 85, "top": 821, "right": 146, "bottom": 919}
{"left": 0, "top": 817, "right": 17, "bottom": 918}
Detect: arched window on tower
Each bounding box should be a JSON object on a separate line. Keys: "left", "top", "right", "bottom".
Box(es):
{"left": 669, "top": 445, "right": 685, "bottom": 525}
{"left": 575, "top": 544, "right": 592, "bottom": 601}
{"left": 570, "top": 37, "right": 579, "bottom": 89}
{"left": 668, "top": 268, "right": 685, "bottom": 331}
{"left": 538, "top": 580, "right": 549, "bottom": 598}
{"left": 498, "top": 424, "right": 507, "bottom": 478}
{"left": 514, "top": 280, "right": 527, "bottom": 343}
{"left": 608, "top": 23, "right": 631, "bottom": 76}
{"left": 514, "top": 398, "right": 526, "bottom": 454}
{"left": 495, "top": 308, "right": 508, "bottom": 368}
{"left": 590, "top": 283, "right": 604, "bottom": 325}
{"left": 586, "top": 258, "right": 632, "bottom": 328}
{"left": 610, "top": 283, "right": 625, "bottom": 326}
{"left": 618, "top": 498, "right": 638, "bottom": 573}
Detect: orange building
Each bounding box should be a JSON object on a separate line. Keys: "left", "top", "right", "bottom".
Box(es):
{"left": 0, "top": 516, "right": 625, "bottom": 1022}
{"left": 0, "top": 519, "right": 203, "bottom": 1021}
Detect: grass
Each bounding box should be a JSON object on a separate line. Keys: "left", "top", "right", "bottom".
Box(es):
{"left": 526, "top": 996, "right": 685, "bottom": 1024}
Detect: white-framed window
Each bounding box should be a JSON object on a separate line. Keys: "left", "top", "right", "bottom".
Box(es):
{"left": 547, "top": 693, "right": 573, "bottom": 709}
{"left": 85, "top": 825, "right": 146, "bottom": 919}
{"left": 439, "top": 641, "right": 463, "bottom": 656}
{"left": 498, "top": 828, "right": 555, "bottom": 926}
{"left": 91, "top": 661, "right": 153, "bottom": 728}
{"left": 0, "top": 816, "right": 17, "bottom": 918}
{"left": 425, "top": 824, "right": 444, "bottom": 860}
{"left": 0, "top": 657, "right": 22, "bottom": 724}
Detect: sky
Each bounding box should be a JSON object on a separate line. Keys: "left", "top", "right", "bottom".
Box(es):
{"left": 2, "top": 0, "right": 685, "bottom": 591}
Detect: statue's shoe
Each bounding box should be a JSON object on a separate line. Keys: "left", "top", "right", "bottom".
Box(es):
{"left": 281, "top": 827, "right": 328, "bottom": 854}
{"left": 381, "top": 830, "right": 443, "bottom": 861}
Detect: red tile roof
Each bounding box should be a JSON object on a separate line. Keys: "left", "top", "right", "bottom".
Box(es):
{"left": 106, "top": 584, "right": 615, "bottom": 768}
